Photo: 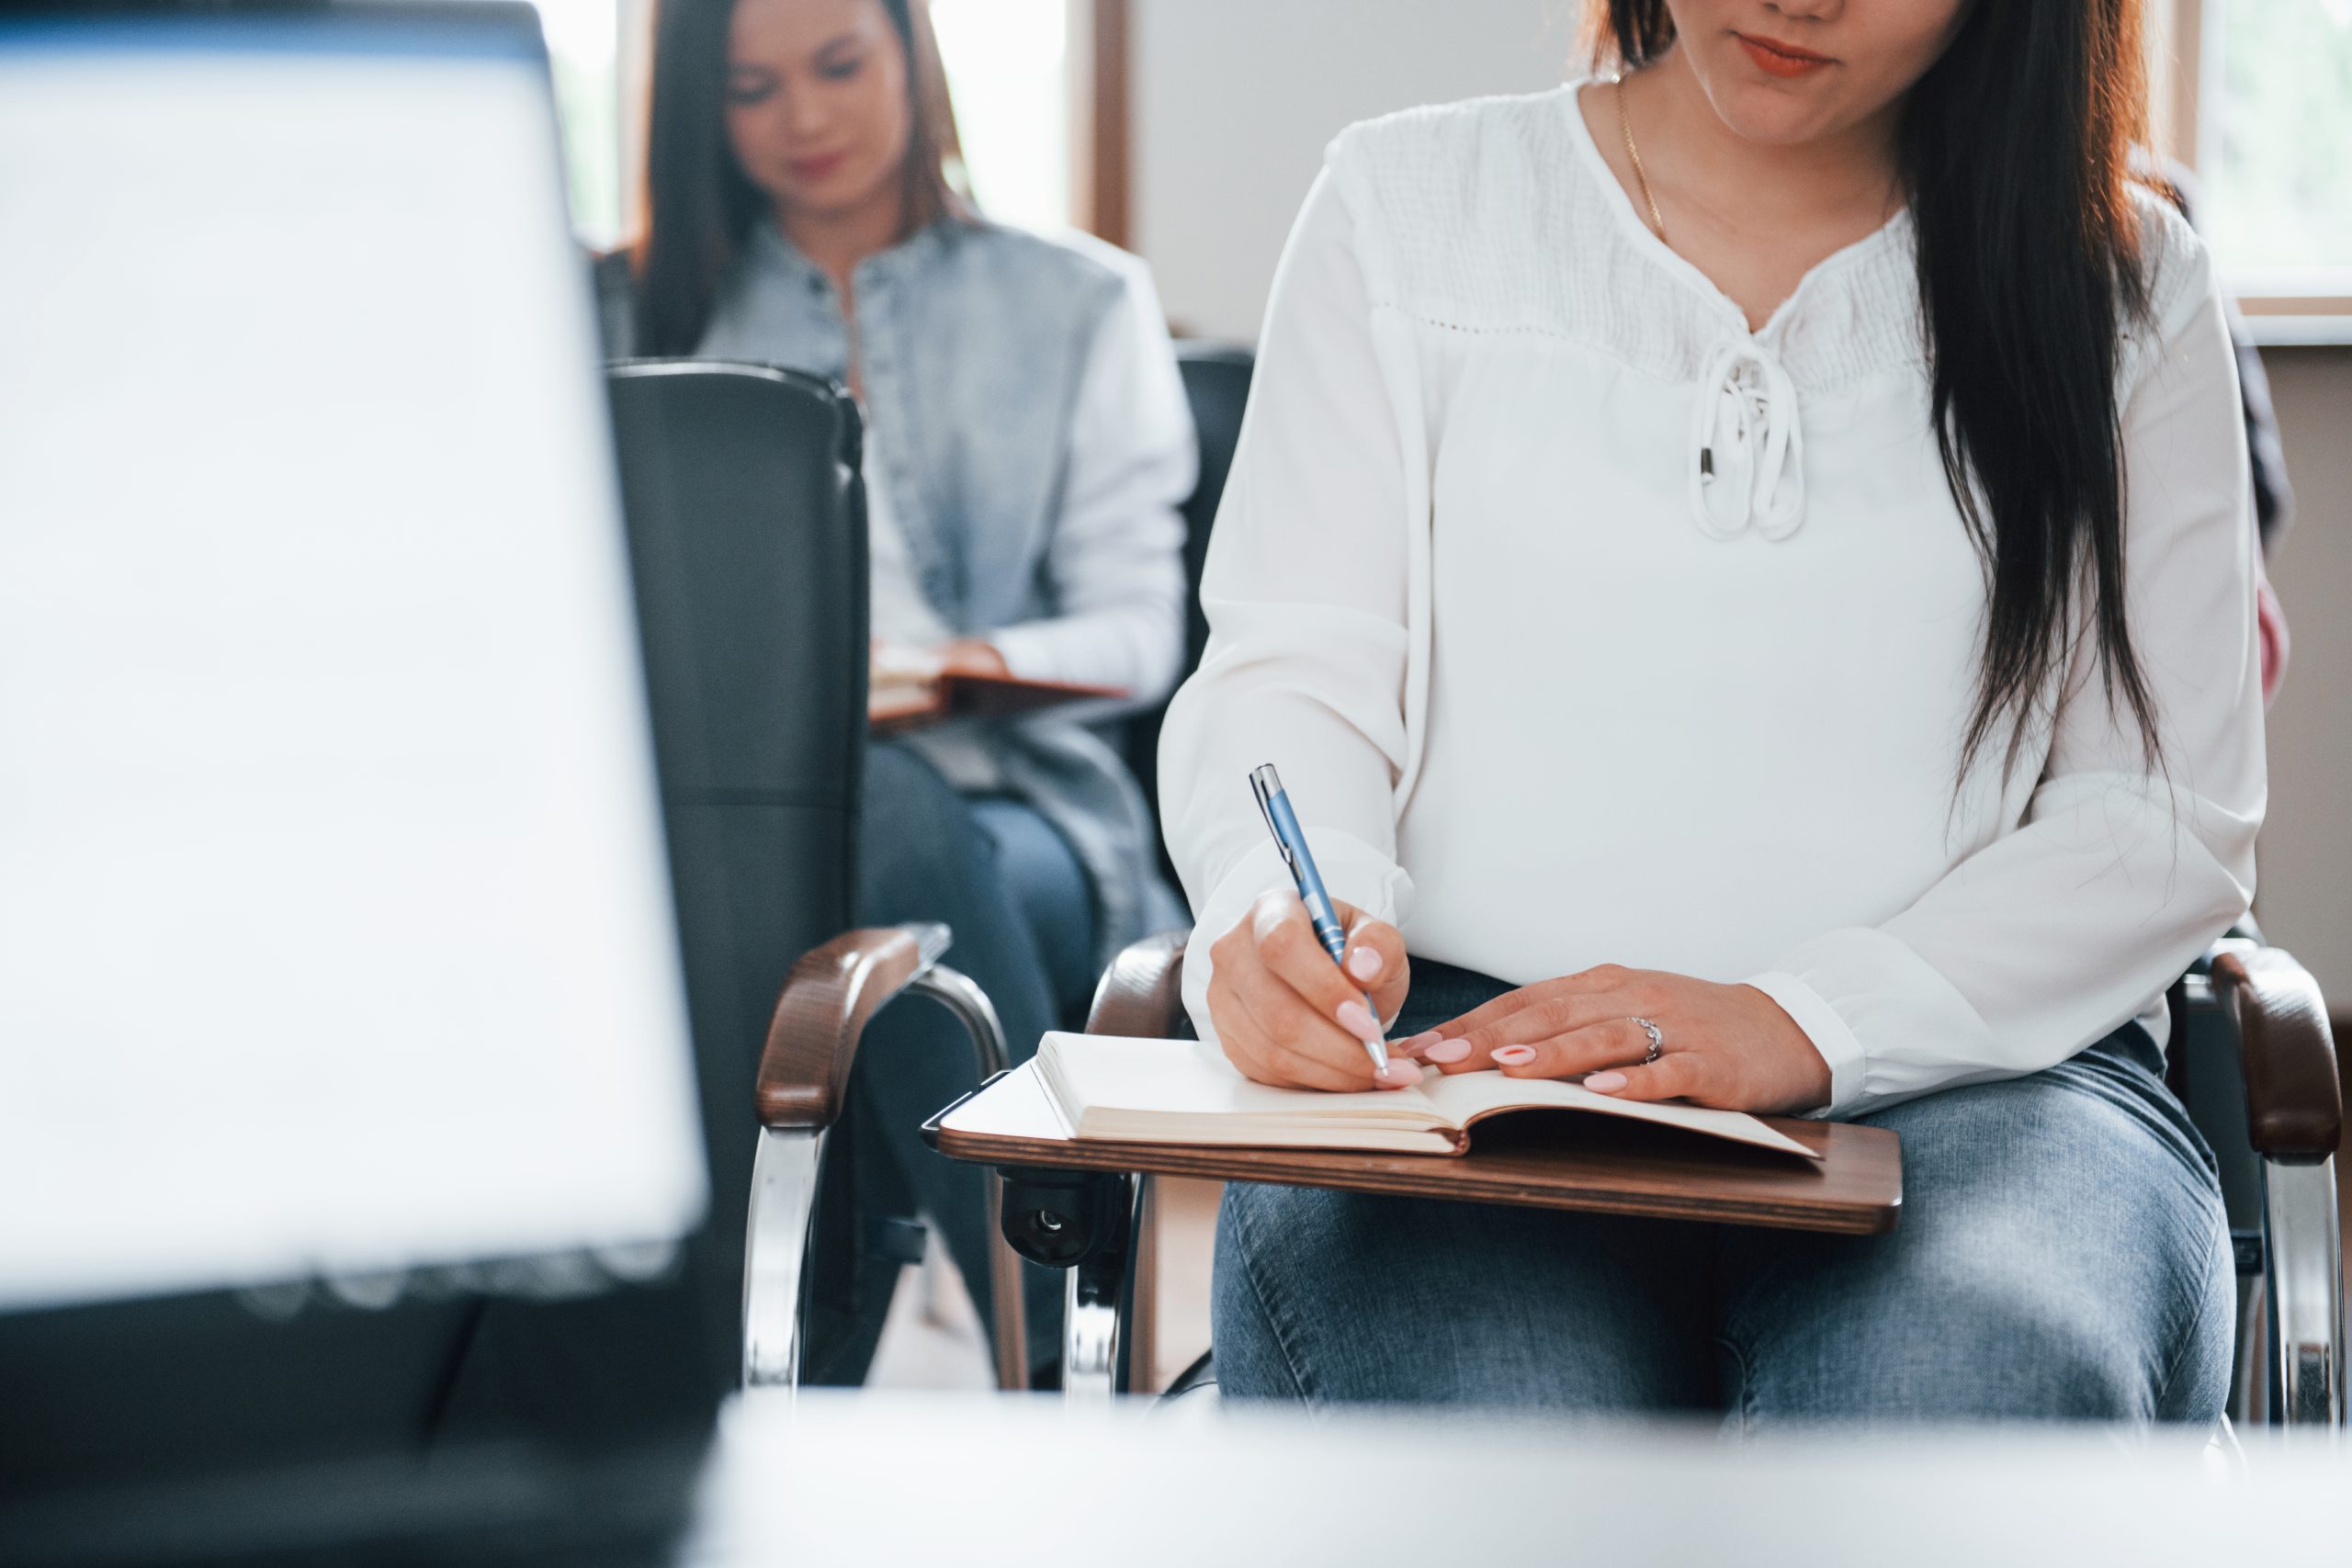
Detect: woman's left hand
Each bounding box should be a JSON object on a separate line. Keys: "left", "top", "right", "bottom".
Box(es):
{"left": 1406, "top": 964, "right": 1832, "bottom": 1115}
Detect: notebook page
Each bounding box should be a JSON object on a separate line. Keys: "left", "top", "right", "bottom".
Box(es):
{"left": 1037, "top": 1033, "right": 1441, "bottom": 1126}
{"left": 1419, "top": 1070, "right": 1820, "bottom": 1160}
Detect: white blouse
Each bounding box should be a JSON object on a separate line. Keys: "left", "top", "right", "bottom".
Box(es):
{"left": 1159, "top": 85, "right": 2265, "bottom": 1119}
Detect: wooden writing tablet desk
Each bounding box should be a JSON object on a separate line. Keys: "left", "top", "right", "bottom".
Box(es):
{"left": 929, "top": 1066, "right": 1901, "bottom": 1395}
{"left": 930, "top": 1064, "right": 1902, "bottom": 1237}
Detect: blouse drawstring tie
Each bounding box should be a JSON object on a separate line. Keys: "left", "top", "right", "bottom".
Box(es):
{"left": 1689, "top": 337, "right": 1806, "bottom": 541}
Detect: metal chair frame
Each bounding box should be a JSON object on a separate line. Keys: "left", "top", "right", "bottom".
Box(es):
{"left": 741, "top": 922, "right": 1029, "bottom": 1395}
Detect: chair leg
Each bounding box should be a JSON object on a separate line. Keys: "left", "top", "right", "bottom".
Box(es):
{"left": 1128, "top": 1178, "right": 1160, "bottom": 1393}
{"left": 742, "top": 1125, "right": 827, "bottom": 1391}
{"left": 2260, "top": 1156, "right": 2345, "bottom": 1427}
{"left": 1062, "top": 1174, "right": 1148, "bottom": 1403}
{"left": 904, "top": 961, "right": 1029, "bottom": 1392}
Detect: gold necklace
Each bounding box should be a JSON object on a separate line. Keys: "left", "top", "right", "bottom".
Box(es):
{"left": 1616, "top": 75, "right": 1668, "bottom": 245}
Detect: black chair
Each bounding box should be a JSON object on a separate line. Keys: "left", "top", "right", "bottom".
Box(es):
{"left": 605, "top": 361, "right": 1027, "bottom": 1393}
{"left": 1121, "top": 342, "right": 1254, "bottom": 881}
{"left": 2172, "top": 935, "right": 2346, "bottom": 1425}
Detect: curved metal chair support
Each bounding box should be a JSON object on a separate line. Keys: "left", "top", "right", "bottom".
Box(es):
{"left": 742, "top": 1124, "right": 828, "bottom": 1389}
{"left": 742, "top": 922, "right": 1030, "bottom": 1394}
{"left": 2262, "top": 1158, "right": 2345, "bottom": 1427}
{"left": 2209, "top": 942, "right": 2346, "bottom": 1427}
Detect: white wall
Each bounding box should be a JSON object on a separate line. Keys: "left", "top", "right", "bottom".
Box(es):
{"left": 1133, "top": 0, "right": 1574, "bottom": 339}
{"left": 1129, "top": 3, "right": 2352, "bottom": 1008}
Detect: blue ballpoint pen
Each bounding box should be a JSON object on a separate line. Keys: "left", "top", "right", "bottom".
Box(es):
{"left": 1249, "top": 763, "right": 1391, "bottom": 1078}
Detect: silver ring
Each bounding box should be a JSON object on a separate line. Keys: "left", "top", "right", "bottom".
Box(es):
{"left": 1630, "top": 1017, "right": 1664, "bottom": 1064}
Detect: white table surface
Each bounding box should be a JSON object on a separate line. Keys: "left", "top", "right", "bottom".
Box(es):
{"left": 684, "top": 1391, "right": 2347, "bottom": 1566}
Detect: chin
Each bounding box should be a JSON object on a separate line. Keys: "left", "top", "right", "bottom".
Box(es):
{"left": 783, "top": 167, "right": 897, "bottom": 222}
{"left": 1706, "top": 80, "right": 1849, "bottom": 147}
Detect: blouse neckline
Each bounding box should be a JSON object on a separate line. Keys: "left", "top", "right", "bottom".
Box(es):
{"left": 1556, "top": 78, "right": 1914, "bottom": 344}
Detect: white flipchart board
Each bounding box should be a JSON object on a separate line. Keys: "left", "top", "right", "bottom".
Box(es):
{"left": 0, "top": 7, "right": 707, "bottom": 1311}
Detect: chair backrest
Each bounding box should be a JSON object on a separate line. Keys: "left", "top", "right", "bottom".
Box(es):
{"left": 590, "top": 360, "right": 869, "bottom": 1397}
{"left": 1124, "top": 342, "right": 1254, "bottom": 859}
{"left": 2172, "top": 954, "right": 2266, "bottom": 1253}
{"left": 1171, "top": 343, "right": 1255, "bottom": 673}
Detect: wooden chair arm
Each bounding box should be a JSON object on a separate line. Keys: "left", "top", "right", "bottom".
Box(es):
{"left": 755, "top": 927, "right": 932, "bottom": 1130}
{"left": 1085, "top": 928, "right": 1193, "bottom": 1038}
{"left": 2213, "top": 946, "right": 2343, "bottom": 1162}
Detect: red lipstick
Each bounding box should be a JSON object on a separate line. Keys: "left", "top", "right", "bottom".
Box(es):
{"left": 1735, "top": 32, "right": 1833, "bottom": 78}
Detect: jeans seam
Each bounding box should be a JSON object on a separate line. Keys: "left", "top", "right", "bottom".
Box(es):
{"left": 1229, "top": 1190, "right": 1317, "bottom": 1407}
{"left": 2151, "top": 1203, "right": 2226, "bottom": 1418}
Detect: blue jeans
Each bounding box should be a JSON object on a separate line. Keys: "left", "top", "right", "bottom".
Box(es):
{"left": 1214, "top": 960, "right": 2235, "bottom": 1423}
{"left": 808, "top": 742, "right": 1095, "bottom": 1383}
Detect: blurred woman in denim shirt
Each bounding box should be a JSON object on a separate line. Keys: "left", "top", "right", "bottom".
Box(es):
{"left": 616, "top": 0, "right": 1194, "bottom": 1383}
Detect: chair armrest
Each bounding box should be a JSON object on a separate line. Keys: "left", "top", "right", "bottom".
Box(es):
{"left": 756, "top": 925, "right": 944, "bottom": 1130}
{"left": 2212, "top": 946, "right": 2343, "bottom": 1162}
{"left": 1085, "top": 928, "right": 1193, "bottom": 1038}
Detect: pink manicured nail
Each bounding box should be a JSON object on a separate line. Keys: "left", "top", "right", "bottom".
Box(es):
{"left": 1335, "top": 999, "right": 1382, "bottom": 1043}
{"left": 1374, "top": 1060, "right": 1423, "bottom": 1089}
{"left": 1424, "top": 1038, "right": 1471, "bottom": 1065}
{"left": 1346, "top": 946, "right": 1384, "bottom": 982}
{"left": 1492, "top": 1045, "right": 1537, "bottom": 1067}
{"left": 1393, "top": 1031, "right": 1438, "bottom": 1057}
{"left": 1584, "top": 1070, "right": 1627, "bottom": 1092}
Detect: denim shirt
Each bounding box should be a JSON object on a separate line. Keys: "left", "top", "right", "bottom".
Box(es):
{"left": 702, "top": 220, "right": 1132, "bottom": 632}
{"left": 608, "top": 219, "right": 1193, "bottom": 962}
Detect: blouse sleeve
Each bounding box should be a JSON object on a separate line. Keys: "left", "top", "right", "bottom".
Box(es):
{"left": 1747, "top": 238, "right": 2267, "bottom": 1118}
{"left": 1158, "top": 170, "right": 1421, "bottom": 1042}
{"left": 985, "top": 256, "right": 1195, "bottom": 704}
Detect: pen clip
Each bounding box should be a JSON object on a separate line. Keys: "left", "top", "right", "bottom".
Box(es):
{"left": 1248, "top": 764, "right": 1300, "bottom": 878}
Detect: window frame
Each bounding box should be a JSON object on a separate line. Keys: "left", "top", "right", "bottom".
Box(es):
{"left": 1069, "top": 0, "right": 1131, "bottom": 248}
{"left": 618, "top": 0, "right": 652, "bottom": 244}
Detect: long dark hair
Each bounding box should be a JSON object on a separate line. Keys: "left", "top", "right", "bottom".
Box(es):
{"left": 631, "top": 0, "right": 970, "bottom": 356}
{"left": 1594, "top": 1, "right": 2161, "bottom": 776}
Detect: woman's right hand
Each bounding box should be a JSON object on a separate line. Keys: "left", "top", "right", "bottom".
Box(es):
{"left": 1205, "top": 890, "right": 1418, "bottom": 1091}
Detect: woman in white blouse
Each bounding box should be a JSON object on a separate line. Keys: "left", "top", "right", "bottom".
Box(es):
{"left": 1160, "top": 0, "right": 2262, "bottom": 1418}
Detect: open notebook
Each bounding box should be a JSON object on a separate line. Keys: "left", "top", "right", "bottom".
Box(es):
{"left": 868, "top": 644, "right": 1125, "bottom": 732}
{"left": 1020, "top": 1033, "right": 1821, "bottom": 1161}
{"left": 867, "top": 669, "right": 1125, "bottom": 730}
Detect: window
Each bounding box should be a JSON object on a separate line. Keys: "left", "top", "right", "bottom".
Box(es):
{"left": 933, "top": 0, "right": 1074, "bottom": 235}
{"left": 522, "top": 0, "right": 628, "bottom": 248}
{"left": 2155, "top": 0, "right": 2352, "bottom": 330}
{"left": 2195, "top": 0, "right": 2352, "bottom": 295}
{"left": 517, "top": 0, "right": 1117, "bottom": 252}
